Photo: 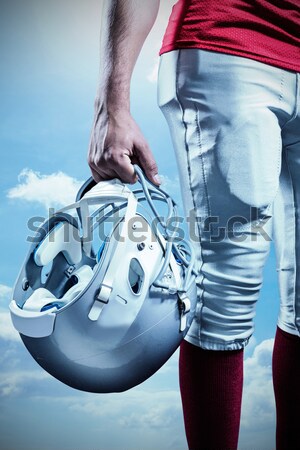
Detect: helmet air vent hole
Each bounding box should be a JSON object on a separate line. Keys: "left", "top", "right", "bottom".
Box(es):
{"left": 128, "top": 258, "right": 144, "bottom": 295}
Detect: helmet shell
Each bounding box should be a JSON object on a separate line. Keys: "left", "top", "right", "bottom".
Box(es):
{"left": 10, "top": 177, "right": 198, "bottom": 393}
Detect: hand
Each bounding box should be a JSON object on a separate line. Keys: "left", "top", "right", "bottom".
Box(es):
{"left": 88, "top": 109, "right": 160, "bottom": 185}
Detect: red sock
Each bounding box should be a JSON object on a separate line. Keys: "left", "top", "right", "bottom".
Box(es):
{"left": 179, "top": 340, "right": 243, "bottom": 450}
{"left": 272, "top": 326, "right": 300, "bottom": 450}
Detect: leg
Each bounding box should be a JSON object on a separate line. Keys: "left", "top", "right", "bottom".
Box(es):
{"left": 179, "top": 340, "right": 243, "bottom": 450}
{"left": 272, "top": 327, "right": 300, "bottom": 450}
{"left": 273, "top": 102, "right": 300, "bottom": 448}
{"left": 158, "top": 49, "right": 296, "bottom": 449}
{"left": 158, "top": 49, "right": 285, "bottom": 351}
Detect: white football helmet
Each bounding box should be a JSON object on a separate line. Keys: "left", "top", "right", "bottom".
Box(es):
{"left": 10, "top": 166, "right": 197, "bottom": 393}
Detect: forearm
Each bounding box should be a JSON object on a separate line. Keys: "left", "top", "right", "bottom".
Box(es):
{"left": 89, "top": 0, "right": 161, "bottom": 185}
{"left": 97, "top": 0, "right": 160, "bottom": 114}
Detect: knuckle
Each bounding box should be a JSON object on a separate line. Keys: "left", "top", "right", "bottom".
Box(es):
{"left": 87, "top": 151, "right": 95, "bottom": 165}
{"left": 105, "top": 149, "right": 128, "bottom": 167}
{"left": 87, "top": 157, "right": 96, "bottom": 171}
{"left": 104, "top": 150, "right": 118, "bottom": 164}
{"left": 93, "top": 153, "right": 103, "bottom": 166}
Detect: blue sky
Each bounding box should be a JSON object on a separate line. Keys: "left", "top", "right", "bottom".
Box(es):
{"left": 1, "top": 1, "right": 280, "bottom": 449}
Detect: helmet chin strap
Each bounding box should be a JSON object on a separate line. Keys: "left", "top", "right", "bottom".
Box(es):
{"left": 134, "top": 164, "right": 175, "bottom": 229}
{"left": 134, "top": 164, "right": 197, "bottom": 295}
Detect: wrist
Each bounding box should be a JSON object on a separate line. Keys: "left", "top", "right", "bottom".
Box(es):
{"left": 94, "top": 91, "right": 130, "bottom": 116}
{"left": 106, "top": 82, "right": 130, "bottom": 113}
{"left": 107, "top": 102, "right": 130, "bottom": 116}
{"left": 94, "top": 98, "right": 131, "bottom": 119}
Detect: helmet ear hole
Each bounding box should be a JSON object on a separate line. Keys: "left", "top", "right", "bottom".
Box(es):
{"left": 128, "top": 258, "right": 144, "bottom": 295}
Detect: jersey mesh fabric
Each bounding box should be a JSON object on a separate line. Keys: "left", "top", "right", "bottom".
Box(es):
{"left": 160, "top": 0, "right": 300, "bottom": 72}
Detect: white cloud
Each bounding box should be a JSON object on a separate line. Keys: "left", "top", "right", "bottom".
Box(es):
{"left": 137, "top": 0, "right": 173, "bottom": 85}
{"left": 0, "top": 332, "right": 277, "bottom": 448}
{"left": 0, "top": 284, "right": 19, "bottom": 342}
{"left": 160, "top": 174, "right": 181, "bottom": 199}
{"left": 158, "top": 348, "right": 179, "bottom": 374}
{"left": 0, "top": 279, "right": 277, "bottom": 449}
{"left": 244, "top": 334, "right": 257, "bottom": 358}
{"left": 0, "top": 284, "right": 12, "bottom": 299}
{"left": 26, "top": 338, "right": 272, "bottom": 450}
{"left": 118, "top": 391, "right": 181, "bottom": 429}
{"left": 6, "top": 169, "right": 181, "bottom": 211}
{"left": 32, "top": 388, "right": 186, "bottom": 450}
{"left": 35, "top": 387, "right": 183, "bottom": 435}
{"left": 241, "top": 338, "right": 275, "bottom": 432}
{"left": 0, "top": 369, "right": 50, "bottom": 397}
{"left": 7, "top": 169, "right": 83, "bottom": 210}
{"left": 0, "top": 312, "right": 20, "bottom": 342}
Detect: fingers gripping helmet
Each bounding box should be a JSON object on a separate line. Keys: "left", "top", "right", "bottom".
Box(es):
{"left": 10, "top": 166, "right": 197, "bottom": 393}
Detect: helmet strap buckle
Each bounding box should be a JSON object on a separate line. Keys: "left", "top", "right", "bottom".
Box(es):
{"left": 88, "top": 283, "right": 112, "bottom": 321}
{"left": 178, "top": 294, "right": 191, "bottom": 332}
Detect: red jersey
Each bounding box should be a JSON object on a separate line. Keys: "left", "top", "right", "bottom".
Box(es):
{"left": 160, "top": 0, "right": 300, "bottom": 72}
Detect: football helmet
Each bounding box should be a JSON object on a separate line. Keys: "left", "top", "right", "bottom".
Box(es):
{"left": 10, "top": 165, "right": 197, "bottom": 393}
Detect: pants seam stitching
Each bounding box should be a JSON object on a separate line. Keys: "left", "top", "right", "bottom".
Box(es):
{"left": 281, "top": 71, "right": 299, "bottom": 129}
{"left": 175, "top": 49, "right": 205, "bottom": 342}
{"left": 284, "top": 150, "right": 298, "bottom": 330}
{"left": 194, "top": 103, "right": 212, "bottom": 218}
